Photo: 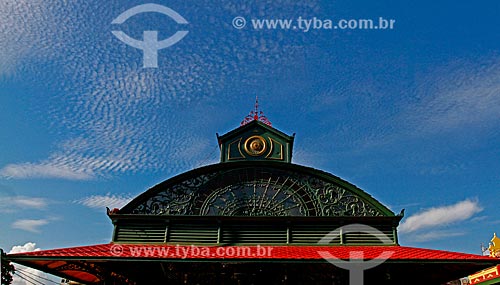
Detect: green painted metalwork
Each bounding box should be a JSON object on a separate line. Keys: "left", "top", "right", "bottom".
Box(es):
{"left": 121, "top": 161, "right": 393, "bottom": 217}
{"left": 217, "top": 120, "right": 295, "bottom": 163}
{"left": 112, "top": 217, "right": 398, "bottom": 245}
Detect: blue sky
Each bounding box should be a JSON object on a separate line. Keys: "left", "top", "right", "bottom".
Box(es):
{"left": 1, "top": 0, "right": 500, "bottom": 270}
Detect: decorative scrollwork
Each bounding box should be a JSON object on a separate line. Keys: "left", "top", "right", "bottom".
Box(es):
{"left": 131, "top": 173, "right": 217, "bottom": 215}
{"left": 56, "top": 261, "right": 106, "bottom": 281}
{"left": 56, "top": 261, "right": 136, "bottom": 284}
{"left": 127, "top": 166, "right": 386, "bottom": 217}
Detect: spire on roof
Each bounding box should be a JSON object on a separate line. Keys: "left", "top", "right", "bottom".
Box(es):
{"left": 489, "top": 233, "right": 500, "bottom": 258}
{"left": 240, "top": 96, "right": 272, "bottom": 127}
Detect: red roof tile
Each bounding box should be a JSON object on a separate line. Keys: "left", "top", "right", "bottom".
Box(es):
{"left": 8, "top": 244, "right": 498, "bottom": 261}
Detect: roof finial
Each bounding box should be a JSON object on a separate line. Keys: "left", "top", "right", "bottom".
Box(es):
{"left": 241, "top": 96, "right": 272, "bottom": 127}
{"left": 489, "top": 232, "right": 500, "bottom": 258}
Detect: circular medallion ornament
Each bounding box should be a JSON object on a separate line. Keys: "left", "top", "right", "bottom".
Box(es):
{"left": 244, "top": 136, "right": 267, "bottom": 156}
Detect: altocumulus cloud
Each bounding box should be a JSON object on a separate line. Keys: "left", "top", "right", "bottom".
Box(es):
{"left": 74, "top": 192, "right": 133, "bottom": 209}
{"left": 0, "top": 162, "right": 94, "bottom": 180}
{"left": 11, "top": 219, "right": 50, "bottom": 233}
{"left": 412, "top": 59, "right": 500, "bottom": 134}
{"left": 0, "top": 195, "right": 48, "bottom": 213}
{"left": 412, "top": 231, "right": 465, "bottom": 243}
{"left": 0, "top": 1, "right": 320, "bottom": 180}
{"left": 399, "top": 199, "right": 482, "bottom": 233}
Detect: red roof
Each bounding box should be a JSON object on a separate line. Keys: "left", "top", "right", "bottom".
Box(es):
{"left": 8, "top": 244, "right": 499, "bottom": 284}
{"left": 9, "top": 243, "right": 497, "bottom": 261}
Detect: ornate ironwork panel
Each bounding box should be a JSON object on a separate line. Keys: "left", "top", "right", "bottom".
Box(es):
{"left": 128, "top": 166, "right": 385, "bottom": 217}
{"left": 199, "top": 179, "right": 309, "bottom": 216}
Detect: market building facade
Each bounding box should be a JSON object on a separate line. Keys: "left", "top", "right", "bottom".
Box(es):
{"left": 5, "top": 103, "right": 499, "bottom": 284}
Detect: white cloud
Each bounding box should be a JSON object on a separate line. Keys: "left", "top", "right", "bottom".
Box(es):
{"left": 0, "top": 0, "right": 48, "bottom": 75}
{"left": 11, "top": 219, "right": 49, "bottom": 233}
{"left": 8, "top": 242, "right": 40, "bottom": 254}
{"left": 399, "top": 199, "right": 482, "bottom": 233}
{"left": 0, "top": 196, "right": 48, "bottom": 213}
{"left": 0, "top": 162, "right": 94, "bottom": 180}
{"left": 10, "top": 197, "right": 47, "bottom": 208}
{"left": 412, "top": 231, "right": 465, "bottom": 242}
{"left": 8, "top": 242, "right": 58, "bottom": 285}
{"left": 74, "top": 192, "right": 133, "bottom": 209}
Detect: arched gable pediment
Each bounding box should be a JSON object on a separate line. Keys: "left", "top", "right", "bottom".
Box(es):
{"left": 120, "top": 161, "right": 394, "bottom": 217}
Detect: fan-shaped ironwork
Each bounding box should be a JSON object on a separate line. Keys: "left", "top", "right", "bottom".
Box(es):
{"left": 122, "top": 162, "right": 392, "bottom": 217}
